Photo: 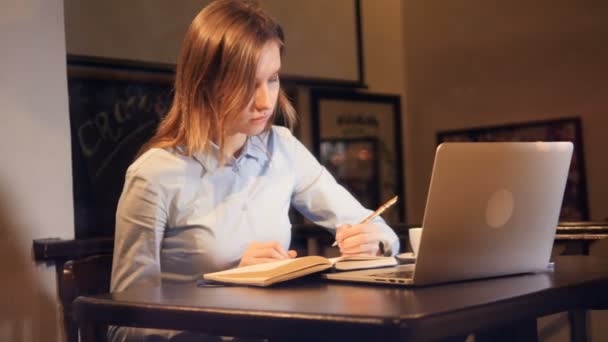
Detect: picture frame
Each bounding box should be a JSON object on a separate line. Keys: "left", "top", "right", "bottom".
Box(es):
{"left": 320, "top": 138, "right": 381, "bottom": 210}
{"left": 310, "top": 89, "right": 405, "bottom": 223}
{"left": 437, "top": 117, "right": 589, "bottom": 221}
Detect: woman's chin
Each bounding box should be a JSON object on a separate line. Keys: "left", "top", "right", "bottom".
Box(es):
{"left": 248, "top": 120, "right": 269, "bottom": 134}
{"left": 243, "top": 125, "right": 267, "bottom": 136}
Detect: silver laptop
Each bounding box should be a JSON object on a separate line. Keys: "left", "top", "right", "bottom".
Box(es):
{"left": 324, "top": 142, "right": 573, "bottom": 286}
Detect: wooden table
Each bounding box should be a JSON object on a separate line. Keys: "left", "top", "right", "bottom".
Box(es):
{"left": 73, "top": 256, "right": 608, "bottom": 341}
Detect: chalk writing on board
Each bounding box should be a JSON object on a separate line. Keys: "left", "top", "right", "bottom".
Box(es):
{"left": 69, "top": 77, "right": 173, "bottom": 238}
{"left": 75, "top": 92, "right": 168, "bottom": 180}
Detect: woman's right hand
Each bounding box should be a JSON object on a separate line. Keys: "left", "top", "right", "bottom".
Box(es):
{"left": 238, "top": 240, "right": 297, "bottom": 267}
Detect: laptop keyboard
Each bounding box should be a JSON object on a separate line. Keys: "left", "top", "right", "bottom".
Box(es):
{"left": 371, "top": 270, "right": 414, "bottom": 279}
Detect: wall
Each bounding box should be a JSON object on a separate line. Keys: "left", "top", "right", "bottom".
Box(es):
{"left": 64, "top": 0, "right": 361, "bottom": 83}
{"left": 401, "top": 0, "right": 608, "bottom": 341}
{"left": 360, "top": 0, "right": 411, "bottom": 219}
{"left": 0, "top": 0, "right": 74, "bottom": 341}
{"left": 402, "top": 0, "right": 608, "bottom": 223}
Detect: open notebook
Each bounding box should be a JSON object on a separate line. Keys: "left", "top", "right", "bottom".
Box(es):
{"left": 203, "top": 255, "right": 397, "bottom": 286}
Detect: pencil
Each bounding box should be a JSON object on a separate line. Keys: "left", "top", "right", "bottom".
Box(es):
{"left": 332, "top": 195, "right": 399, "bottom": 247}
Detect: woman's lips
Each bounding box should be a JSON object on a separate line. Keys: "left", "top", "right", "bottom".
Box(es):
{"left": 251, "top": 115, "right": 269, "bottom": 124}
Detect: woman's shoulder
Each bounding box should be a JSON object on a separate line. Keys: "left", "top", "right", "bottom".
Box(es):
{"left": 126, "top": 147, "right": 198, "bottom": 183}
{"left": 270, "top": 125, "right": 294, "bottom": 140}
{"left": 257, "top": 125, "right": 298, "bottom": 154}
{"left": 266, "top": 125, "right": 299, "bottom": 149}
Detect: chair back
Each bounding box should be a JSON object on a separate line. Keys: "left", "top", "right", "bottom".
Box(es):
{"left": 59, "top": 254, "right": 112, "bottom": 342}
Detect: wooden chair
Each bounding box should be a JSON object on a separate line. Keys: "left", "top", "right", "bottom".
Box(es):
{"left": 59, "top": 254, "right": 113, "bottom": 342}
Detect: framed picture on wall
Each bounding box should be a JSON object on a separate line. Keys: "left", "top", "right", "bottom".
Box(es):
{"left": 437, "top": 117, "right": 589, "bottom": 221}
{"left": 310, "top": 89, "right": 405, "bottom": 223}
{"left": 320, "top": 138, "right": 381, "bottom": 210}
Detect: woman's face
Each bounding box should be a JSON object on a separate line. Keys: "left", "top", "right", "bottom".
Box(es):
{"left": 231, "top": 40, "right": 281, "bottom": 137}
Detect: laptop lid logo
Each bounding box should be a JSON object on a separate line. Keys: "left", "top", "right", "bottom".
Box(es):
{"left": 486, "top": 189, "right": 514, "bottom": 228}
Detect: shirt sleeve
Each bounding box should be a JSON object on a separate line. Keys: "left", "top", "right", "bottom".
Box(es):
{"left": 283, "top": 129, "right": 400, "bottom": 256}
{"left": 111, "top": 166, "right": 168, "bottom": 293}
{"left": 109, "top": 162, "right": 184, "bottom": 341}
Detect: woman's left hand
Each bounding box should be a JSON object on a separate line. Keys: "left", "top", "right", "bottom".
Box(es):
{"left": 335, "top": 223, "right": 384, "bottom": 256}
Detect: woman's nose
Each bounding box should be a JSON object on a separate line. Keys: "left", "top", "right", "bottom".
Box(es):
{"left": 254, "top": 84, "right": 272, "bottom": 111}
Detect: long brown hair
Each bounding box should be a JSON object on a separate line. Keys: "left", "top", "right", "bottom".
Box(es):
{"left": 139, "top": 0, "right": 296, "bottom": 158}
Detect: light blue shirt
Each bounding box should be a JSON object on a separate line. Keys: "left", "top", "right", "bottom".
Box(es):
{"left": 109, "top": 126, "right": 400, "bottom": 341}
{"left": 111, "top": 125, "right": 399, "bottom": 292}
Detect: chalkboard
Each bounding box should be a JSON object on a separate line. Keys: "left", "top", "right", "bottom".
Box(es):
{"left": 68, "top": 58, "right": 174, "bottom": 238}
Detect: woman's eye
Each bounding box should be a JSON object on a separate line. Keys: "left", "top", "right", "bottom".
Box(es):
{"left": 269, "top": 75, "right": 279, "bottom": 83}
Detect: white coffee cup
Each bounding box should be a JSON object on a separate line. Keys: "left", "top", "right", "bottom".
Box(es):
{"left": 409, "top": 227, "right": 423, "bottom": 256}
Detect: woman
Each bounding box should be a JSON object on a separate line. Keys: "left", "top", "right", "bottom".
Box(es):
{"left": 110, "top": 0, "right": 399, "bottom": 340}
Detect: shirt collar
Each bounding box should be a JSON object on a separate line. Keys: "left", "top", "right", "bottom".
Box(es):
{"left": 192, "top": 133, "right": 271, "bottom": 172}
{"left": 245, "top": 132, "right": 271, "bottom": 164}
